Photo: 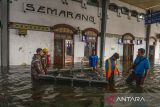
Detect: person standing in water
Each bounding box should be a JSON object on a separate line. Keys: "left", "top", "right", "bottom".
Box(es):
{"left": 31, "top": 48, "right": 45, "bottom": 80}
{"left": 42, "top": 48, "right": 51, "bottom": 74}
{"left": 105, "top": 53, "right": 120, "bottom": 86}
{"left": 89, "top": 49, "right": 99, "bottom": 72}
{"left": 126, "top": 48, "right": 150, "bottom": 87}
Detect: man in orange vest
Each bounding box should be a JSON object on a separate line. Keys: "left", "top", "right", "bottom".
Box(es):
{"left": 105, "top": 53, "right": 120, "bottom": 85}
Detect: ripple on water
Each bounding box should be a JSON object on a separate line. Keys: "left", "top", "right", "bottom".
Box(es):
{"left": 0, "top": 66, "right": 159, "bottom": 107}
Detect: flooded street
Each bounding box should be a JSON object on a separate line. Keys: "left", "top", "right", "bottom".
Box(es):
{"left": 0, "top": 65, "right": 160, "bottom": 107}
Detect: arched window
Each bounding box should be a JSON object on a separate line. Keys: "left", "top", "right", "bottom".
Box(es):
{"left": 82, "top": 28, "right": 99, "bottom": 59}
{"left": 109, "top": 3, "right": 118, "bottom": 12}
{"left": 150, "top": 36, "right": 157, "bottom": 46}
{"left": 121, "top": 7, "right": 129, "bottom": 15}
{"left": 131, "top": 10, "right": 138, "bottom": 17}
{"left": 52, "top": 24, "right": 76, "bottom": 67}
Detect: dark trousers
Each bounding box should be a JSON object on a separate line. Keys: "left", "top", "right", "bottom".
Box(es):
{"left": 126, "top": 72, "right": 144, "bottom": 86}
{"left": 107, "top": 72, "right": 115, "bottom": 91}
{"left": 108, "top": 72, "right": 115, "bottom": 84}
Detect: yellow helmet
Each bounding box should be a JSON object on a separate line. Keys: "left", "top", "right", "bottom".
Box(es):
{"left": 43, "top": 48, "right": 49, "bottom": 53}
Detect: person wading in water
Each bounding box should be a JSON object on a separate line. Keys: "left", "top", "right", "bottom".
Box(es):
{"left": 126, "top": 48, "right": 150, "bottom": 87}
{"left": 42, "top": 48, "right": 51, "bottom": 74}
{"left": 105, "top": 53, "right": 120, "bottom": 91}
{"left": 31, "top": 48, "right": 45, "bottom": 80}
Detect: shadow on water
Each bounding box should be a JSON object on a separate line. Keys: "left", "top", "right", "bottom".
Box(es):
{"left": 0, "top": 65, "right": 159, "bottom": 107}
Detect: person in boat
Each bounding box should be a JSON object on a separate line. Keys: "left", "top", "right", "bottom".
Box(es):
{"left": 42, "top": 48, "right": 51, "bottom": 74}
{"left": 31, "top": 48, "right": 45, "bottom": 80}
{"left": 126, "top": 48, "right": 150, "bottom": 87}
{"left": 105, "top": 53, "right": 120, "bottom": 85}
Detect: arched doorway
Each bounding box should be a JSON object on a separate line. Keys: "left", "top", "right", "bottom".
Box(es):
{"left": 122, "top": 33, "right": 135, "bottom": 72}
{"left": 51, "top": 24, "right": 77, "bottom": 68}
{"left": 82, "top": 28, "right": 99, "bottom": 65}
{"left": 149, "top": 36, "right": 157, "bottom": 64}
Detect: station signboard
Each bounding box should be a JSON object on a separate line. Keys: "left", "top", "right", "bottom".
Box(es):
{"left": 145, "top": 11, "right": 160, "bottom": 24}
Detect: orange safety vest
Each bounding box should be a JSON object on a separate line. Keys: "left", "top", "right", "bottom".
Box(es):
{"left": 106, "top": 58, "right": 120, "bottom": 79}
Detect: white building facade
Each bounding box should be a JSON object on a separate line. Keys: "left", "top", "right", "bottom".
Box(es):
{"left": 9, "top": 0, "right": 160, "bottom": 67}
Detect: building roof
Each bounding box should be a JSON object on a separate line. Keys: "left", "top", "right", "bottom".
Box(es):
{"left": 119, "top": 0, "right": 160, "bottom": 11}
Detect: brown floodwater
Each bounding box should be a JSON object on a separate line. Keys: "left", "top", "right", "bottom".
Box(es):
{"left": 0, "top": 65, "right": 159, "bottom": 107}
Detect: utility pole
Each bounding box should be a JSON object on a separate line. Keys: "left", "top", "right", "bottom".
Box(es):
{"left": 100, "top": 0, "right": 109, "bottom": 68}
{"left": 145, "top": 10, "right": 151, "bottom": 58}
{"left": 1, "top": 0, "right": 9, "bottom": 71}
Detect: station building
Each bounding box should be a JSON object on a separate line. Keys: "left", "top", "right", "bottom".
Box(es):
{"left": 2, "top": 0, "right": 160, "bottom": 68}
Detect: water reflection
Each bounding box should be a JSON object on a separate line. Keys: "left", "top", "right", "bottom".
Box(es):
{"left": 31, "top": 82, "right": 45, "bottom": 101}
{"left": 0, "top": 66, "right": 9, "bottom": 73}
{"left": 0, "top": 70, "right": 14, "bottom": 107}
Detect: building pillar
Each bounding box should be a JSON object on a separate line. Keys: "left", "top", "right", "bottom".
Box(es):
{"left": 145, "top": 10, "right": 151, "bottom": 58}
{"left": 1, "top": 0, "right": 9, "bottom": 71}
{"left": 100, "top": 0, "right": 109, "bottom": 68}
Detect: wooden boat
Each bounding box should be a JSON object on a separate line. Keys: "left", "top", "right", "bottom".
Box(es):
{"left": 38, "top": 74, "right": 108, "bottom": 87}
{"left": 36, "top": 67, "right": 108, "bottom": 87}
